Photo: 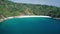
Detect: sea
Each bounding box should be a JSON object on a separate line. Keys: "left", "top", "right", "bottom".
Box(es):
{"left": 0, "top": 17, "right": 60, "bottom": 34}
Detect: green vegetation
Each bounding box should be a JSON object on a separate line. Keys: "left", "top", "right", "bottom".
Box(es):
{"left": 0, "top": 0, "right": 60, "bottom": 19}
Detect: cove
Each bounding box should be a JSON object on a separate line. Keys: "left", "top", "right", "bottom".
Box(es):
{"left": 0, "top": 17, "right": 60, "bottom": 34}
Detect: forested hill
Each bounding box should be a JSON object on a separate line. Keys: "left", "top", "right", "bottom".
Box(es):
{"left": 0, "top": 0, "right": 60, "bottom": 19}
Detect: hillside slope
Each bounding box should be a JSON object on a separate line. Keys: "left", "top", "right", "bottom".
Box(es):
{"left": 0, "top": 0, "right": 60, "bottom": 19}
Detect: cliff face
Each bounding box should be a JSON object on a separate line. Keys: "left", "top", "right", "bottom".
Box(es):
{"left": 0, "top": 0, "right": 60, "bottom": 19}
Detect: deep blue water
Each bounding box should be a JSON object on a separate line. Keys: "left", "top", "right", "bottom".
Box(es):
{"left": 0, "top": 17, "right": 60, "bottom": 34}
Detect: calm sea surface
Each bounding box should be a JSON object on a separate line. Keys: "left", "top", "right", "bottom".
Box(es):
{"left": 0, "top": 17, "right": 60, "bottom": 34}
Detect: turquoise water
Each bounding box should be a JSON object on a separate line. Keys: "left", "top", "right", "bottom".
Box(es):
{"left": 0, "top": 17, "right": 60, "bottom": 34}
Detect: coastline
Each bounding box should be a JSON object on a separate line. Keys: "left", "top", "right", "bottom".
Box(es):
{"left": 0, "top": 15, "right": 60, "bottom": 22}
{"left": 0, "top": 15, "right": 51, "bottom": 22}
{"left": 14, "top": 15, "right": 51, "bottom": 18}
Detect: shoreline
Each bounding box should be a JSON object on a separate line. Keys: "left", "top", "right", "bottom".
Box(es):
{"left": 0, "top": 15, "right": 60, "bottom": 22}
{"left": 0, "top": 15, "right": 51, "bottom": 22}
{"left": 14, "top": 15, "right": 51, "bottom": 18}
{"left": 3, "top": 15, "right": 52, "bottom": 19}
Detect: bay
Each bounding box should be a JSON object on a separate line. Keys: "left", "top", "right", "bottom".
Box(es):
{"left": 0, "top": 17, "right": 60, "bottom": 34}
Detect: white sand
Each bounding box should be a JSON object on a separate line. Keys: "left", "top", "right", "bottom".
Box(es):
{"left": 2, "top": 15, "right": 52, "bottom": 19}
{"left": 15, "top": 15, "right": 51, "bottom": 18}
{"left": 0, "top": 15, "right": 51, "bottom": 22}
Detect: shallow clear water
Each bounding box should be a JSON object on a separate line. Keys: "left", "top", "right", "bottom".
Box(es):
{"left": 0, "top": 17, "right": 60, "bottom": 34}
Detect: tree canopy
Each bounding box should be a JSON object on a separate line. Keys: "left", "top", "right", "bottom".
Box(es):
{"left": 0, "top": 0, "right": 60, "bottom": 19}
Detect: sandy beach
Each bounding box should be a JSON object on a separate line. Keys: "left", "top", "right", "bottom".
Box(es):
{"left": 0, "top": 15, "right": 51, "bottom": 22}
{"left": 14, "top": 15, "right": 51, "bottom": 18}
